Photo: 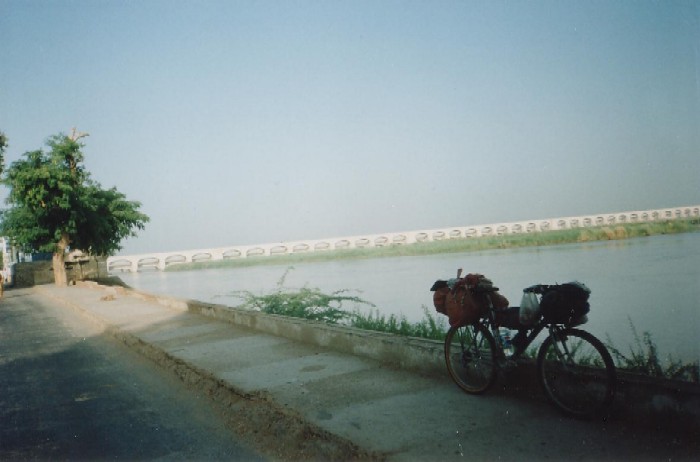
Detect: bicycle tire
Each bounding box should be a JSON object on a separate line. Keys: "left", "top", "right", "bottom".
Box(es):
{"left": 444, "top": 323, "right": 497, "bottom": 394}
{"left": 537, "top": 328, "right": 616, "bottom": 418}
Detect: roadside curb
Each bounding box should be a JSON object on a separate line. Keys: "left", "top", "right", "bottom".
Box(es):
{"left": 82, "top": 280, "right": 450, "bottom": 378}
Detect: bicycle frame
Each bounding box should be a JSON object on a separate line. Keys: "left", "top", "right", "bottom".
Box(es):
{"left": 479, "top": 290, "right": 561, "bottom": 359}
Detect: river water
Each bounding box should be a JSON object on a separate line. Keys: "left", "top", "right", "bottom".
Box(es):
{"left": 116, "top": 232, "right": 700, "bottom": 363}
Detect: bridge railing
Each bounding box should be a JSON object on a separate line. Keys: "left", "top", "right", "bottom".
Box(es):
{"left": 107, "top": 205, "right": 699, "bottom": 273}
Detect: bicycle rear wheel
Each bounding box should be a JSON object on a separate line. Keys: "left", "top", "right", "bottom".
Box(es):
{"left": 537, "top": 328, "right": 616, "bottom": 418}
{"left": 444, "top": 323, "right": 497, "bottom": 394}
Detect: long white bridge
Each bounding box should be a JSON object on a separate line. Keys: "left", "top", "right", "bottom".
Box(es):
{"left": 107, "top": 205, "right": 699, "bottom": 273}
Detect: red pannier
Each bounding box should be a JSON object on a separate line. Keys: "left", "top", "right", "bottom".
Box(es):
{"left": 431, "top": 273, "right": 508, "bottom": 327}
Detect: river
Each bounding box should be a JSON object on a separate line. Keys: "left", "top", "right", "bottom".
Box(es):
{"left": 116, "top": 232, "right": 700, "bottom": 363}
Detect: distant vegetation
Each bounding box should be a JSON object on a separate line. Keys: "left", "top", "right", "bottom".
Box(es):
{"left": 167, "top": 219, "right": 699, "bottom": 272}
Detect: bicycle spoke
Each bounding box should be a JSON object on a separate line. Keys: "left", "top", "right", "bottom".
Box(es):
{"left": 445, "top": 324, "right": 497, "bottom": 394}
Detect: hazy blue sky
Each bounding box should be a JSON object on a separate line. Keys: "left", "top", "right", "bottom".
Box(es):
{"left": 1, "top": 0, "right": 698, "bottom": 255}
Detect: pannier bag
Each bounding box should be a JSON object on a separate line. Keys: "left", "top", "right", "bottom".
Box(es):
{"left": 539, "top": 282, "right": 591, "bottom": 325}
{"left": 430, "top": 273, "right": 508, "bottom": 327}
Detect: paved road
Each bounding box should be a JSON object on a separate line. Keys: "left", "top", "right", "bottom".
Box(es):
{"left": 0, "top": 288, "right": 264, "bottom": 460}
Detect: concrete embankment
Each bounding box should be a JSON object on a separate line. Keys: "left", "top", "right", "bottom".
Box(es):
{"left": 115, "top": 281, "right": 700, "bottom": 429}
{"left": 36, "top": 281, "right": 700, "bottom": 460}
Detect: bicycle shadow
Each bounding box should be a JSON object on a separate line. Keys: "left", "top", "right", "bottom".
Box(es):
{"left": 489, "top": 357, "right": 700, "bottom": 444}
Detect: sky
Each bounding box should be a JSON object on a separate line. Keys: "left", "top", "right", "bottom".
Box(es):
{"left": 1, "top": 0, "right": 699, "bottom": 256}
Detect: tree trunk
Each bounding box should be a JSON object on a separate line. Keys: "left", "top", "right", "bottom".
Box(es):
{"left": 53, "top": 233, "right": 70, "bottom": 286}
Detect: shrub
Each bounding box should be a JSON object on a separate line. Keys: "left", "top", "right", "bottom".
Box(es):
{"left": 606, "top": 318, "right": 699, "bottom": 383}
{"left": 614, "top": 226, "right": 628, "bottom": 239}
{"left": 229, "top": 267, "right": 447, "bottom": 340}
{"left": 231, "top": 268, "right": 373, "bottom": 324}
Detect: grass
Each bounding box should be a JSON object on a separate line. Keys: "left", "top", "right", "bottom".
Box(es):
{"left": 605, "top": 318, "right": 700, "bottom": 383}
{"left": 167, "top": 219, "right": 699, "bottom": 272}
{"left": 351, "top": 306, "right": 447, "bottom": 341}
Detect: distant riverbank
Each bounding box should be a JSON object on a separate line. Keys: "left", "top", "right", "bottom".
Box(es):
{"left": 167, "top": 219, "right": 699, "bottom": 272}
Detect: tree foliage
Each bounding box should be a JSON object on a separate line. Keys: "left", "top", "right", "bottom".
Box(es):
{"left": 1, "top": 133, "right": 148, "bottom": 270}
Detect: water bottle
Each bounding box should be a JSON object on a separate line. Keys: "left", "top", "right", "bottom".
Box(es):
{"left": 499, "top": 329, "right": 514, "bottom": 357}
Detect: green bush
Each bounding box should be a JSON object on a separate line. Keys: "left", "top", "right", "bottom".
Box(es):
{"left": 229, "top": 267, "right": 447, "bottom": 340}
{"left": 230, "top": 267, "right": 372, "bottom": 324}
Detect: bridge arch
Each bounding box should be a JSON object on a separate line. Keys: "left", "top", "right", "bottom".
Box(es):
{"left": 191, "top": 253, "right": 212, "bottom": 263}
{"left": 335, "top": 240, "right": 351, "bottom": 249}
{"left": 270, "top": 245, "right": 288, "bottom": 255}
{"left": 293, "top": 243, "right": 310, "bottom": 253}
{"left": 223, "top": 249, "right": 242, "bottom": 259}
{"left": 376, "top": 236, "right": 391, "bottom": 246}
{"left": 137, "top": 257, "right": 160, "bottom": 271}
{"left": 246, "top": 247, "right": 265, "bottom": 257}
{"left": 108, "top": 258, "right": 134, "bottom": 272}
{"left": 355, "top": 238, "right": 371, "bottom": 248}
{"left": 165, "top": 255, "right": 186, "bottom": 267}
{"left": 314, "top": 242, "right": 330, "bottom": 251}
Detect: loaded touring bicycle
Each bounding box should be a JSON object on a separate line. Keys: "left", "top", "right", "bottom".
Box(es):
{"left": 431, "top": 270, "right": 616, "bottom": 418}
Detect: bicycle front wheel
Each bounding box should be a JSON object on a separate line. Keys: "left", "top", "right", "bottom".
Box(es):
{"left": 537, "top": 328, "right": 616, "bottom": 418}
{"left": 444, "top": 323, "right": 497, "bottom": 394}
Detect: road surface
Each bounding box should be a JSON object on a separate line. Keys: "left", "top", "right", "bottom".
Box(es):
{"left": 0, "top": 288, "right": 264, "bottom": 460}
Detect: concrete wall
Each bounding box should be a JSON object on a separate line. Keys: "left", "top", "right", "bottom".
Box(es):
{"left": 14, "top": 261, "right": 54, "bottom": 287}
{"left": 14, "top": 257, "right": 108, "bottom": 288}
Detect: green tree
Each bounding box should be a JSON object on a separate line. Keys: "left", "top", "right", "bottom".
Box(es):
{"left": 0, "top": 132, "right": 149, "bottom": 285}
